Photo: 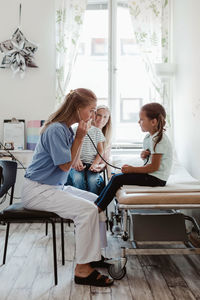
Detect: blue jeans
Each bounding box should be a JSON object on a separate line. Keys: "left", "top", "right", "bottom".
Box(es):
{"left": 66, "top": 164, "right": 105, "bottom": 195}
{"left": 95, "top": 172, "right": 166, "bottom": 211}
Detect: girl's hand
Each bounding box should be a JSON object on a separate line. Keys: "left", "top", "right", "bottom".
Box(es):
{"left": 121, "top": 164, "right": 134, "bottom": 173}
{"left": 141, "top": 149, "right": 151, "bottom": 160}
{"left": 89, "top": 163, "right": 102, "bottom": 172}
{"left": 74, "top": 160, "right": 86, "bottom": 171}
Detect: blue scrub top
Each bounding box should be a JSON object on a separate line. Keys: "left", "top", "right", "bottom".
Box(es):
{"left": 25, "top": 122, "right": 74, "bottom": 185}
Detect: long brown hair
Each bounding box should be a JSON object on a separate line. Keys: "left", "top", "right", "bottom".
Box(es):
{"left": 41, "top": 88, "right": 97, "bottom": 134}
{"left": 96, "top": 105, "right": 112, "bottom": 150}
{"left": 141, "top": 102, "right": 166, "bottom": 151}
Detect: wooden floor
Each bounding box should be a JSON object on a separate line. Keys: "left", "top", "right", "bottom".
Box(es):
{"left": 0, "top": 223, "right": 200, "bottom": 300}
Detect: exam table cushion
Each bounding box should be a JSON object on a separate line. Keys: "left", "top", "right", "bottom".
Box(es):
{"left": 116, "top": 190, "right": 200, "bottom": 204}
{"left": 116, "top": 159, "right": 200, "bottom": 205}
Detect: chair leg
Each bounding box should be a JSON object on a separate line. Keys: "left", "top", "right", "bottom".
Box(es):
{"left": 51, "top": 220, "right": 58, "bottom": 285}
{"left": 45, "top": 221, "right": 48, "bottom": 236}
{"left": 61, "top": 218, "right": 65, "bottom": 265}
{"left": 106, "top": 208, "right": 109, "bottom": 230}
{"left": 3, "top": 222, "right": 10, "bottom": 264}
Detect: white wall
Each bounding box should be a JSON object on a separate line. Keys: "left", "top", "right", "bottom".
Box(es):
{"left": 0, "top": 0, "right": 55, "bottom": 144}
{"left": 173, "top": 0, "right": 200, "bottom": 180}
{"left": 1, "top": 0, "right": 200, "bottom": 181}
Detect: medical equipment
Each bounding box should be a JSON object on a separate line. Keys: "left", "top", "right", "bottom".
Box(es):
{"left": 105, "top": 160, "right": 200, "bottom": 280}
{"left": 87, "top": 133, "right": 121, "bottom": 170}
{"left": 0, "top": 141, "right": 26, "bottom": 170}
{"left": 88, "top": 134, "right": 150, "bottom": 170}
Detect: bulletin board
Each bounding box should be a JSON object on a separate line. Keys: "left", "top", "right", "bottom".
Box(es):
{"left": 3, "top": 119, "right": 25, "bottom": 150}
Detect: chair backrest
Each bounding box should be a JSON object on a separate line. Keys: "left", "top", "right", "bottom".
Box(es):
{"left": 0, "top": 160, "right": 17, "bottom": 198}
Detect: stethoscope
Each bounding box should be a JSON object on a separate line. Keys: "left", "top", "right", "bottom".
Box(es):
{"left": 77, "top": 109, "right": 122, "bottom": 171}
{"left": 87, "top": 133, "right": 150, "bottom": 170}
{"left": 86, "top": 133, "right": 121, "bottom": 170}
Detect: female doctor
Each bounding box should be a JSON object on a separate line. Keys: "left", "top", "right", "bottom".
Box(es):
{"left": 21, "top": 88, "right": 113, "bottom": 287}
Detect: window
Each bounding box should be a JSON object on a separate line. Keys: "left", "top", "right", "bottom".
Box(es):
{"left": 77, "top": 42, "right": 85, "bottom": 55}
{"left": 68, "top": 0, "right": 153, "bottom": 146}
{"left": 120, "top": 98, "right": 143, "bottom": 122}
{"left": 120, "top": 39, "right": 138, "bottom": 56}
{"left": 67, "top": 4, "right": 109, "bottom": 111}
{"left": 91, "top": 38, "right": 108, "bottom": 56}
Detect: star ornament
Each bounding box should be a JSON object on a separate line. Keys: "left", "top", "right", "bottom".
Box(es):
{"left": 0, "top": 28, "right": 38, "bottom": 75}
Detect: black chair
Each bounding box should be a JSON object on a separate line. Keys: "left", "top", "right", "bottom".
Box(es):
{"left": 0, "top": 160, "right": 65, "bottom": 285}
{"left": 0, "top": 165, "right": 2, "bottom": 185}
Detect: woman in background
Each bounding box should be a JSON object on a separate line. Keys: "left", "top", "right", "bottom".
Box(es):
{"left": 67, "top": 105, "right": 112, "bottom": 195}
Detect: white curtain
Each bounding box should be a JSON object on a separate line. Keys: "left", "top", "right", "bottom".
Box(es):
{"left": 55, "top": 0, "right": 88, "bottom": 105}
{"left": 128, "top": 0, "right": 170, "bottom": 122}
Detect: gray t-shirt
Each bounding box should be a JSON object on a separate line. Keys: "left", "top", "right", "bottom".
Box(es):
{"left": 143, "top": 132, "right": 173, "bottom": 181}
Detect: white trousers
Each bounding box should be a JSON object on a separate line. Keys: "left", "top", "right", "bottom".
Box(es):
{"left": 21, "top": 178, "right": 107, "bottom": 264}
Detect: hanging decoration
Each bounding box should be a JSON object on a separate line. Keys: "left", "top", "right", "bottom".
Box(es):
{"left": 0, "top": 4, "right": 38, "bottom": 76}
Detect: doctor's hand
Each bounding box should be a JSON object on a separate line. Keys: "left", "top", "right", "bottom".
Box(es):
{"left": 86, "top": 118, "right": 92, "bottom": 131}
{"left": 74, "top": 160, "right": 86, "bottom": 171}
{"left": 76, "top": 119, "right": 93, "bottom": 140}
{"left": 76, "top": 120, "right": 89, "bottom": 140}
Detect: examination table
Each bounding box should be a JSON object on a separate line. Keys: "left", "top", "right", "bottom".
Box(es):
{"left": 107, "top": 160, "right": 200, "bottom": 280}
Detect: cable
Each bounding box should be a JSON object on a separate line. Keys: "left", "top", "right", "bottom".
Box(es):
{"left": 143, "top": 149, "right": 150, "bottom": 166}
{"left": 87, "top": 133, "right": 151, "bottom": 170}
{"left": 86, "top": 133, "right": 121, "bottom": 170}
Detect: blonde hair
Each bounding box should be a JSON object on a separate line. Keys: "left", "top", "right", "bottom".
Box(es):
{"left": 41, "top": 88, "right": 97, "bottom": 134}
{"left": 96, "top": 105, "right": 112, "bottom": 150}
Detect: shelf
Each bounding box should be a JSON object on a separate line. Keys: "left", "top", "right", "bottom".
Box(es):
{"left": 0, "top": 150, "right": 34, "bottom": 153}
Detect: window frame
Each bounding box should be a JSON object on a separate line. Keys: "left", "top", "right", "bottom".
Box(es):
{"left": 83, "top": 0, "right": 144, "bottom": 149}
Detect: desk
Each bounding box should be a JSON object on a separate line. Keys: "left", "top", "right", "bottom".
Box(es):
{"left": 0, "top": 149, "right": 33, "bottom": 164}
